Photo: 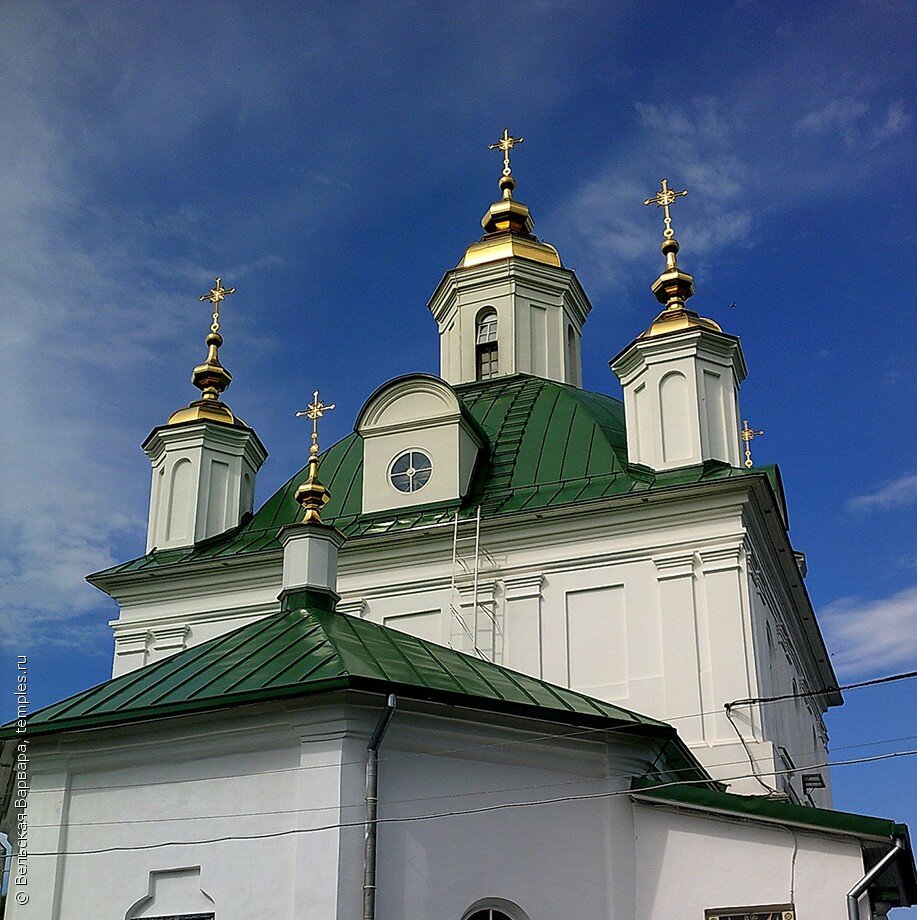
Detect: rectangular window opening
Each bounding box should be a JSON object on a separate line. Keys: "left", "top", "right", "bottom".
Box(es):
{"left": 477, "top": 342, "right": 499, "bottom": 380}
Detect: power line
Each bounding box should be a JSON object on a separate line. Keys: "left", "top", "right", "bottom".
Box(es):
{"left": 22, "top": 668, "right": 916, "bottom": 796}
{"left": 26, "top": 733, "right": 917, "bottom": 830}
{"left": 726, "top": 669, "right": 917, "bottom": 710}
{"left": 723, "top": 669, "right": 917, "bottom": 793}
{"left": 26, "top": 749, "right": 917, "bottom": 857}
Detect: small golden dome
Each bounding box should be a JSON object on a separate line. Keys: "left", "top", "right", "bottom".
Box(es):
{"left": 460, "top": 174, "right": 562, "bottom": 270}
{"left": 641, "top": 307, "right": 722, "bottom": 339}
{"left": 462, "top": 234, "right": 561, "bottom": 269}
{"left": 640, "top": 237, "right": 721, "bottom": 339}
{"left": 167, "top": 399, "right": 238, "bottom": 426}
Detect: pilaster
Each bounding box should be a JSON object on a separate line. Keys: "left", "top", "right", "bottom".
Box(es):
{"left": 502, "top": 573, "right": 545, "bottom": 677}
{"left": 653, "top": 552, "right": 704, "bottom": 743}
{"left": 149, "top": 623, "right": 191, "bottom": 658}
{"left": 450, "top": 580, "right": 499, "bottom": 660}
{"left": 336, "top": 597, "right": 367, "bottom": 618}
{"left": 698, "top": 545, "right": 756, "bottom": 742}
{"left": 112, "top": 631, "right": 150, "bottom": 676}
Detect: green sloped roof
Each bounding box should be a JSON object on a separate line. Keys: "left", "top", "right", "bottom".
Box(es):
{"left": 632, "top": 777, "right": 909, "bottom": 840}
{"left": 96, "top": 374, "right": 776, "bottom": 577}
{"left": 6, "top": 600, "right": 693, "bottom": 756}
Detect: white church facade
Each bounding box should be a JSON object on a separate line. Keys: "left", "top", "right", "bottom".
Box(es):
{"left": 1, "top": 140, "right": 914, "bottom": 919}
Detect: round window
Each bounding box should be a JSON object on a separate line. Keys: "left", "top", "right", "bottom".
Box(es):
{"left": 389, "top": 450, "right": 432, "bottom": 493}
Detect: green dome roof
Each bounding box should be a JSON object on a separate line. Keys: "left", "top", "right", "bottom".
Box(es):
{"left": 96, "top": 374, "right": 772, "bottom": 577}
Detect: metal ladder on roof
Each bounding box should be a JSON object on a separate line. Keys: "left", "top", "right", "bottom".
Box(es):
{"left": 447, "top": 506, "right": 501, "bottom": 661}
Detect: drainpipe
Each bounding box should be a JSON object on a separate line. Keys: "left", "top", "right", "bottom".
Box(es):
{"left": 363, "top": 694, "right": 397, "bottom": 920}
{"left": 846, "top": 836, "right": 906, "bottom": 920}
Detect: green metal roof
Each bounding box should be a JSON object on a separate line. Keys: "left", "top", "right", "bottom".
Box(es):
{"left": 4, "top": 598, "right": 703, "bottom": 782}
{"left": 632, "top": 777, "right": 909, "bottom": 840}
{"left": 94, "top": 374, "right": 777, "bottom": 578}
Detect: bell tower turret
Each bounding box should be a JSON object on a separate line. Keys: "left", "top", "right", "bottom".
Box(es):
{"left": 428, "top": 130, "right": 592, "bottom": 387}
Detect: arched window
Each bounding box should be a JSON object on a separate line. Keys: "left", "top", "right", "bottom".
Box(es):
{"left": 462, "top": 900, "right": 529, "bottom": 920}
{"left": 476, "top": 309, "right": 499, "bottom": 380}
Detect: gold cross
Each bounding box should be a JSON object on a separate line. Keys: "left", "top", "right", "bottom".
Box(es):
{"left": 295, "top": 390, "right": 336, "bottom": 458}
{"left": 488, "top": 128, "right": 524, "bottom": 177}
{"left": 741, "top": 419, "right": 764, "bottom": 468}
{"left": 643, "top": 178, "right": 688, "bottom": 240}
{"left": 199, "top": 276, "right": 236, "bottom": 334}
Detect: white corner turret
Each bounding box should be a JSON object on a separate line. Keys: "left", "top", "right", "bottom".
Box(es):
{"left": 143, "top": 276, "right": 267, "bottom": 552}
{"left": 612, "top": 184, "right": 746, "bottom": 471}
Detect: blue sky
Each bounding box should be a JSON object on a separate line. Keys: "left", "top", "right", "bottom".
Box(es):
{"left": 1, "top": 0, "right": 915, "bottom": 902}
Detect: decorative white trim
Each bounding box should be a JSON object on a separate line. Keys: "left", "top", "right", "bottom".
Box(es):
{"left": 698, "top": 545, "right": 742, "bottom": 572}
{"left": 336, "top": 597, "right": 367, "bottom": 617}
{"left": 503, "top": 573, "right": 545, "bottom": 601}
{"left": 149, "top": 623, "right": 191, "bottom": 652}
{"left": 653, "top": 552, "right": 696, "bottom": 580}
{"left": 114, "top": 631, "right": 150, "bottom": 656}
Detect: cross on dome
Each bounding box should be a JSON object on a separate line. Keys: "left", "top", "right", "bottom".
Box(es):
{"left": 199, "top": 276, "right": 236, "bottom": 334}
{"left": 296, "top": 390, "right": 336, "bottom": 459}
{"left": 294, "top": 390, "right": 337, "bottom": 524}
{"left": 643, "top": 178, "right": 688, "bottom": 241}
{"left": 488, "top": 128, "right": 524, "bottom": 177}
{"left": 741, "top": 419, "right": 765, "bottom": 468}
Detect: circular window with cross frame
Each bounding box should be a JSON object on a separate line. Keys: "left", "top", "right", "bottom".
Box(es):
{"left": 389, "top": 450, "right": 433, "bottom": 494}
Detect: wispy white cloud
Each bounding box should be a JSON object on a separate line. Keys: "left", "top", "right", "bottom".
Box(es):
{"left": 796, "top": 97, "right": 910, "bottom": 149}
{"left": 549, "top": 28, "right": 911, "bottom": 295}
{"left": 821, "top": 586, "right": 917, "bottom": 677}
{"left": 0, "top": 3, "right": 294, "bottom": 650}
{"left": 550, "top": 97, "right": 755, "bottom": 290}
{"left": 847, "top": 474, "right": 917, "bottom": 512}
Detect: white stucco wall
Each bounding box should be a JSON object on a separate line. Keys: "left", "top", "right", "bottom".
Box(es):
{"left": 5, "top": 698, "right": 871, "bottom": 920}
{"left": 3, "top": 699, "right": 663, "bottom": 920}
{"left": 105, "top": 484, "right": 831, "bottom": 800}
{"left": 634, "top": 800, "right": 867, "bottom": 919}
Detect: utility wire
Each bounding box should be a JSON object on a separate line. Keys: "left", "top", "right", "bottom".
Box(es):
{"left": 722, "top": 669, "right": 917, "bottom": 795}
{"left": 726, "top": 669, "right": 917, "bottom": 709}
{"left": 21, "top": 669, "right": 916, "bottom": 796}
{"left": 725, "top": 704, "right": 776, "bottom": 794}
{"left": 26, "top": 749, "right": 917, "bottom": 857}
{"left": 25, "top": 734, "right": 917, "bottom": 830}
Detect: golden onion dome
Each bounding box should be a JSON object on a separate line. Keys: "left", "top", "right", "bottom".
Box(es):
{"left": 640, "top": 236, "right": 721, "bottom": 339}
{"left": 460, "top": 174, "right": 562, "bottom": 270}
{"left": 167, "top": 398, "right": 238, "bottom": 427}
{"left": 167, "top": 277, "right": 243, "bottom": 427}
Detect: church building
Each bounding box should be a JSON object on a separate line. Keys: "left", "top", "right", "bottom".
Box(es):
{"left": 1, "top": 133, "right": 914, "bottom": 919}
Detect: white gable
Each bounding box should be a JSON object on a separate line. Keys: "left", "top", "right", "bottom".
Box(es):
{"left": 356, "top": 374, "right": 484, "bottom": 514}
